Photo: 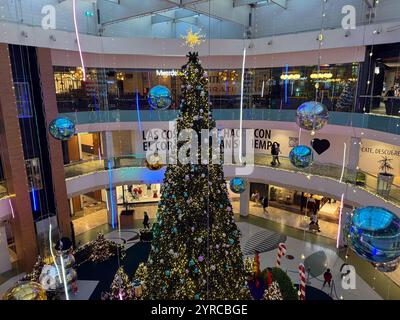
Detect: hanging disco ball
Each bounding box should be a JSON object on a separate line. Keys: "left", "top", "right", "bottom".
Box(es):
{"left": 289, "top": 145, "right": 313, "bottom": 168}
{"left": 49, "top": 117, "right": 76, "bottom": 141}
{"left": 349, "top": 206, "right": 400, "bottom": 264}
{"left": 145, "top": 153, "right": 163, "bottom": 171}
{"left": 229, "top": 177, "right": 247, "bottom": 194}
{"left": 148, "top": 85, "right": 172, "bottom": 110}
{"left": 372, "top": 258, "right": 400, "bottom": 273}
{"left": 296, "top": 101, "right": 329, "bottom": 131}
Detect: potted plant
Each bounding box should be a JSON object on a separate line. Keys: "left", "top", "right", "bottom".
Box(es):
{"left": 377, "top": 156, "right": 394, "bottom": 197}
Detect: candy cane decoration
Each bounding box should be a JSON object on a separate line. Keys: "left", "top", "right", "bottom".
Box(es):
{"left": 299, "top": 263, "right": 306, "bottom": 301}
{"left": 276, "top": 243, "right": 287, "bottom": 267}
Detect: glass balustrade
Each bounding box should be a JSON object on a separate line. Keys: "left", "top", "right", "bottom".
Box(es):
{"left": 64, "top": 154, "right": 400, "bottom": 208}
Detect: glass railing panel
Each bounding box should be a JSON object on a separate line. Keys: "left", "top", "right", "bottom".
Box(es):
{"left": 64, "top": 154, "right": 400, "bottom": 208}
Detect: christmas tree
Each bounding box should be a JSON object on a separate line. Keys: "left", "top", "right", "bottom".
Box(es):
{"left": 134, "top": 263, "right": 148, "bottom": 288}
{"left": 336, "top": 82, "right": 354, "bottom": 112}
{"left": 144, "top": 52, "right": 249, "bottom": 300}
{"left": 109, "top": 267, "right": 135, "bottom": 300}
{"left": 89, "top": 233, "right": 125, "bottom": 263}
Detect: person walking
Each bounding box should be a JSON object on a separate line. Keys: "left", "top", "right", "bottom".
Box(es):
{"left": 262, "top": 196, "right": 269, "bottom": 214}
{"left": 310, "top": 211, "right": 321, "bottom": 232}
{"left": 275, "top": 143, "right": 281, "bottom": 165}
{"left": 271, "top": 143, "right": 277, "bottom": 166}
{"left": 323, "top": 268, "right": 333, "bottom": 287}
{"left": 143, "top": 211, "right": 150, "bottom": 229}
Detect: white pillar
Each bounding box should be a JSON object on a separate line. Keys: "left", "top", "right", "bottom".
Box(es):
{"left": 102, "top": 131, "right": 114, "bottom": 166}
{"left": 0, "top": 224, "right": 11, "bottom": 273}
{"left": 240, "top": 187, "right": 250, "bottom": 217}
{"left": 348, "top": 137, "right": 361, "bottom": 171}
{"left": 105, "top": 187, "right": 118, "bottom": 228}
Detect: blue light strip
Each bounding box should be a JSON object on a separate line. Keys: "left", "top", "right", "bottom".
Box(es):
{"left": 284, "top": 64, "right": 289, "bottom": 105}
{"left": 136, "top": 90, "right": 143, "bottom": 132}
{"left": 31, "top": 188, "right": 38, "bottom": 211}
{"left": 108, "top": 159, "right": 116, "bottom": 228}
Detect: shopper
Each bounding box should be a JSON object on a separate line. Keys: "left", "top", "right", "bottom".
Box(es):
{"left": 323, "top": 268, "right": 333, "bottom": 287}
{"left": 262, "top": 196, "right": 269, "bottom": 214}
{"left": 310, "top": 211, "right": 321, "bottom": 232}
{"left": 271, "top": 143, "right": 277, "bottom": 166}
{"left": 275, "top": 143, "right": 281, "bottom": 165}
{"left": 143, "top": 211, "right": 150, "bottom": 229}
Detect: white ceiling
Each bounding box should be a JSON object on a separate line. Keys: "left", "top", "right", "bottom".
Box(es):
{"left": 0, "top": 0, "right": 399, "bottom": 40}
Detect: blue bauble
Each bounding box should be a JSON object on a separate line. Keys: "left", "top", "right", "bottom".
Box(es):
{"left": 289, "top": 145, "right": 313, "bottom": 168}
{"left": 189, "top": 259, "right": 195, "bottom": 267}
{"left": 165, "top": 270, "right": 171, "bottom": 277}
{"left": 349, "top": 207, "right": 400, "bottom": 264}
{"left": 229, "top": 177, "right": 247, "bottom": 194}
{"left": 49, "top": 117, "right": 75, "bottom": 141}
{"left": 296, "top": 101, "right": 329, "bottom": 131}
{"left": 148, "top": 85, "right": 172, "bottom": 110}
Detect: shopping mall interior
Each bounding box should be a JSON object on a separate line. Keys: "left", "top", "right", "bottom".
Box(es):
{"left": 0, "top": 0, "right": 400, "bottom": 304}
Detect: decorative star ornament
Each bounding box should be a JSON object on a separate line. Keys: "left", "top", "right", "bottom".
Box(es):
{"left": 181, "top": 28, "right": 205, "bottom": 49}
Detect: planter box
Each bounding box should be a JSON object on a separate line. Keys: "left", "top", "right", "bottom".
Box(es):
{"left": 140, "top": 229, "right": 153, "bottom": 242}
{"left": 120, "top": 210, "right": 135, "bottom": 229}
{"left": 377, "top": 173, "right": 394, "bottom": 198}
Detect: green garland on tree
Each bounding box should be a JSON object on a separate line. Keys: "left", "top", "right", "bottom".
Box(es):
{"left": 144, "top": 52, "right": 249, "bottom": 300}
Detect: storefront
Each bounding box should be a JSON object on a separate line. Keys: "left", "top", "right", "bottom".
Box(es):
{"left": 54, "top": 63, "right": 358, "bottom": 113}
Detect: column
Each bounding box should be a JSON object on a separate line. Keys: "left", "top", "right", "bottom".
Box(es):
{"left": 240, "top": 187, "right": 250, "bottom": 217}
{"left": 0, "top": 43, "right": 38, "bottom": 271}
{"left": 0, "top": 223, "right": 11, "bottom": 273}
{"left": 102, "top": 131, "right": 114, "bottom": 168}
{"left": 36, "top": 48, "right": 71, "bottom": 239}
{"left": 347, "top": 137, "right": 361, "bottom": 183}
{"left": 105, "top": 187, "right": 118, "bottom": 228}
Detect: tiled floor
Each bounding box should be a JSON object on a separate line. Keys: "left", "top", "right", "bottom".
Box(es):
{"left": 238, "top": 222, "right": 381, "bottom": 300}
{"left": 232, "top": 200, "right": 340, "bottom": 240}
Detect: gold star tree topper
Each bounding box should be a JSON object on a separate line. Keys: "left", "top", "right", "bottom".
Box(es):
{"left": 181, "top": 28, "right": 206, "bottom": 49}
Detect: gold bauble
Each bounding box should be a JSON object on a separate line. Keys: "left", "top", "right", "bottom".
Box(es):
{"left": 145, "top": 155, "right": 163, "bottom": 171}
{"left": 3, "top": 281, "right": 47, "bottom": 300}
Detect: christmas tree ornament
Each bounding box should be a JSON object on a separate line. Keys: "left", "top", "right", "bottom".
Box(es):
{"left": 296, "top": 101, "right": 329, "bottom": 131}
{"left": 349, "top": 207, "right": 400, "bottom": 263}
{"left": 148, "top": 85, "right": 172, "bottom": 110}
{"left": 289, "top": 145, "right": 313, "bottom": 168}
{"left": 229, "top": 177, "right": 247, "bottom": 194}
{"left": 372, "top": 258, "right": 400, "bottom": 273}
{"left": 145, "top": 153, "right": 163, "bottom": 170}
{"left": 311, "top": 138, "right": 330, "bottom": 155}
{"left": 2, "top": 282, "right": 47, "bottom": 300}
{"left": 49, "top": 117, "right": 75, "bottom": 141}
